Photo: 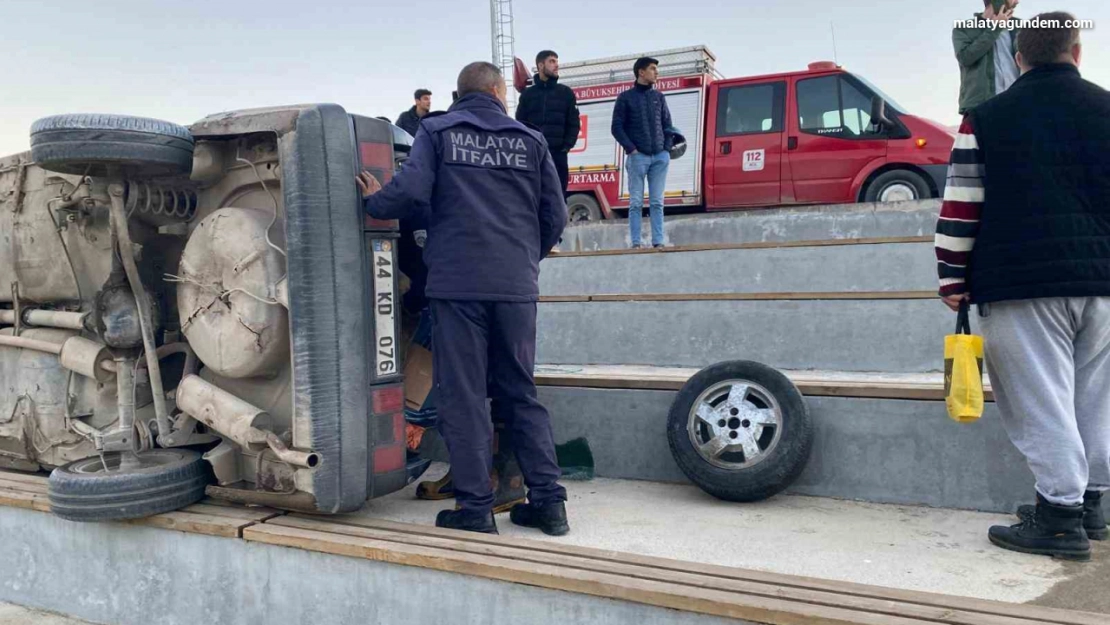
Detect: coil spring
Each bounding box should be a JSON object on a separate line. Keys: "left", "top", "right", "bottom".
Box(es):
{"left": 124, "top": 181, "right": 198, "bottom": 221}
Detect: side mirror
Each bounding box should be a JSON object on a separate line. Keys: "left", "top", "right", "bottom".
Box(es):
{"left": 870, "top": 96, "right": 893, "bottom": 132}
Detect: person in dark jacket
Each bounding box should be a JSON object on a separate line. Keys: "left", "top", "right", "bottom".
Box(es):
{"left": 612, "top": 57, "right": 674, "bottom": 248}
{"left": 935, "top": 13, "right": 1109, "bottom": 562}
{"left": 516, "top": 50, "right": 581, "bottom": 192}
{"left": 396, "top": 89, "right": 433, "bottom": 137}
{"left": 359, "top": 62, "right": 570, "bottom": 536}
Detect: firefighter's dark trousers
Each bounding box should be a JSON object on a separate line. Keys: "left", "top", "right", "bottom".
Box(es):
{"left": 429, "top": 299, "right": 567, "bottom": 512}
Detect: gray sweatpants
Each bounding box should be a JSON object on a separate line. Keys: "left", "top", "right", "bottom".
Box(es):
{"left": 980, "top": 297, "right": 1110, "bottom": 506}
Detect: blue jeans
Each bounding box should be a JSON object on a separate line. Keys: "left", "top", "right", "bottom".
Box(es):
{"left": 626, "top": 151, "right": 670, "bottom": 246}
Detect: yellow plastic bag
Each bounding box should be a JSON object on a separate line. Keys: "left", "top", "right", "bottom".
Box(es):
{"left": 944, "top": 301, "right": 985, "bottom": 423}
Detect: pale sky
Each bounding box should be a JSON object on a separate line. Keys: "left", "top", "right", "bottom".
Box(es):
{"left": 1, "top": 0, "right": 1106, "bottom": 157}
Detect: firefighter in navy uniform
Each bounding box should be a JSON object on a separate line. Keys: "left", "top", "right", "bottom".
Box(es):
{"left": 398, "top": 183, "right": 529, "bottom": 517}
{"left": 359, "top": 61, "right": 570, "bottom": 535}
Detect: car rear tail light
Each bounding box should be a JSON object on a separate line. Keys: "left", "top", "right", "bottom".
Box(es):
{"left": 373, "top": 412, "right": 405, "bottom": 474}
{"left": 372, "top": 386, "right": 404, "bottom": 414}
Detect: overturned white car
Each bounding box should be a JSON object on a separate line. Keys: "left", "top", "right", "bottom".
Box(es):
{"left": 0, "top": 106, "right": 425, "bottom": 520}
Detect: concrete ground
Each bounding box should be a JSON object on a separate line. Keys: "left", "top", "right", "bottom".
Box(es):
{"left": 361, "top": 463, "right": 1109, "bottom": 615}
{"left": 0, "top": 604, "right": 96, "bottom": 625}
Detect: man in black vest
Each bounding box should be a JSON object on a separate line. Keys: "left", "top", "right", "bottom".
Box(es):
{"left": 935, "top": 12, "right": 1108, "bottom": 562}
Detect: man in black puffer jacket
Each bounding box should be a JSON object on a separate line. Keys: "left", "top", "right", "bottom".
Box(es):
{"left": 516, "top": 50, "right": 580, "bottom": 192}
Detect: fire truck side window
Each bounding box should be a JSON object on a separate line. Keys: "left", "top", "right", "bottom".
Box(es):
{"left": 797, "top": 76, "right": 877, "bottom": 139}
{"left": 716, "top": 82, "right": 785, "bottom": 137}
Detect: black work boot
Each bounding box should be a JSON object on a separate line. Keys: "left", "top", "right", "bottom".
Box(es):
{"left": 510, "top": 500, "right": 570, "bottom": 536}
{"left": 992, "top": 495, "right": 1090, "bottom": 561}
{"left": 436, "top": 508, "right": 498, "bottom": 535}
{"left": 1082, "top": 490, "right": 1108, "bottom": 540}
{"left": 1016, "top": 490, "right": 1108, "bottom": 541}
{"left": 492, "top": 457, "right": 526, "bottom": 515}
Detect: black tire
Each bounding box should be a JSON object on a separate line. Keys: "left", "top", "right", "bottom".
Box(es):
{"left": 566, "top": 194, "right": 602, "bottom": 222}
{"left": 667, "top": 361, "right": 813, "bottom": 502}
{"left": 30, "top": 114, "right": 194, "bottom": 178}
{"left": 862, "top": 169, "right": 932, "bottom": 203}
{"left": 48, "top": 449, "right": 211, "bottom": 522}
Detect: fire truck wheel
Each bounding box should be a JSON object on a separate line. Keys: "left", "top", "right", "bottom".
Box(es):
{"left": 566, "top": 194, "right": 603, "bottom": 222}
{"left": 30, "top": 113, "right": 195, "bottom": 178}
{"left": 667, "top": 361, "right": 813, "bottom": 502}
{"left": 48, "top": 450, "right": 211, "bottom": 522}
{"left": 863, "top": 169, "right": 932, "bottom": 203}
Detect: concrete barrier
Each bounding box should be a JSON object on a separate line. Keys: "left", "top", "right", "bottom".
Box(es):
{"left": 0, "top": 507, "right": 744, "bottom": 625}
{"left": 541, "top": 241, "right": 936, "bottom": 296}
{"left": 536, "top": 299, "right": 954, "bottom": 373}
{"left": 557, "top": 200, "right": 941, "bottom": 252}
{"left": 539, "top": 386, "right": 1042, "bottom": 515}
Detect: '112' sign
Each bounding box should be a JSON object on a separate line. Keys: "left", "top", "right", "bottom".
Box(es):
{"left": 742, "top": 149, "right": 765, "bottom": 172}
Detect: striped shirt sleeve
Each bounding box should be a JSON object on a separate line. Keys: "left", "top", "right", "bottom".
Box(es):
{"left": 935, "top": 116, "right": 983, "bottom": 297}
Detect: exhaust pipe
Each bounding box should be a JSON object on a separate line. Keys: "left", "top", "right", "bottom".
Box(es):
{"left": 176, "top": 375, "right": 318, "bottom": 468}
{"left": 176, "top": 375, "right": 272, "bottom": 452}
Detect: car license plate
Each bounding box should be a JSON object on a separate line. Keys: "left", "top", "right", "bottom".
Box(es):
{"left": 371, "top": 239, "right": 398, "bottom": 378}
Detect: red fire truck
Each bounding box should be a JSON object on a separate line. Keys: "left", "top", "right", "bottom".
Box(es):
{"left": 521, "top": 46, "right": 955, "bottom": 222}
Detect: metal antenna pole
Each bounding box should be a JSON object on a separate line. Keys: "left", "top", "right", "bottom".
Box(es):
{"left": 490, "top": 0, "right": 518, "bottom": 111}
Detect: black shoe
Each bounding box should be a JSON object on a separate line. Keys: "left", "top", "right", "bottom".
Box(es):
{"left": 510, "top": 500, "right": 570, "bottom": 536}
{"left": 653, "top": 244, "right": 665, "bottom": 249}
{"left": 416, "top": 471, "right": 455, "bottom": 501}
{"left": 1016, "top": 490, "right": 1108, "bottom": 541}
{"left": 492, "top": 458, "right": 526, "bottom": 515}
{"left": 1083, "top": 490, "right": 1109, "bottom": 540}
{"left": 436, "top": 508, "right": 498, "bottom": 534}
{"left": 992, "top": 495, "right": 1090, "bottom": 561}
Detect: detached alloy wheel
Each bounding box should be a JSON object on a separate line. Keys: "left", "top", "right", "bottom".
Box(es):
{"left": 48, "top": 449, "right": 212, "bottom": 522}
{"left": 667, "top": 361, "right": 813, "bottom": 502}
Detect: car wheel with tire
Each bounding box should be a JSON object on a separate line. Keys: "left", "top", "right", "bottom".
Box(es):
{"left": 667, "top": 361, "right": 813, "bottom": 502}
{"left": 48, "top": 449, "right": 212, "bottom": 522}
{"left": 863, "top": 169, "right": 932, "bottom": 203}
{"left": 30, "top": 113, "right": 195, "bottom": 178}
{"left": 566, "top": 194, "right": 602, "bottom": 222}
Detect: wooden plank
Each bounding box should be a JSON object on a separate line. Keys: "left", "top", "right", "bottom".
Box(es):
{"left": 0, "top": 478, "right": 49, "bottom": 496}
{"left": 180, "top": 503, "right": 284, "bottom": 522}
{"left": 540, "top": 291, "right": 937, "bottom": 303}
{"left": 197, "top": 497, "right": 246, "bottom": 508}
{"left": 264, "top": 515, "right": 1043, "bottom": 625}
{"left": 537, "top": 295, "right": 590, "bottom": 303}
{"left": 302, "top": 516, "right": 1097, "bottom": 625}
{"left": 0, "top": 484, "right": 272, "bottom": 536}
{"left": 244, "top": 522, "right": 938, "bottom": 625}
{"left": 534, "top": 366, "right": 996, "bottom": 403}
{"left": 554, "top": 236, "right": 934, "bottom": 258}
{"left": 0, "top": 470, "right": 50, "bottom": 487}
{"left": 537, "top": 372, "right": 687, "bottom": 391}
{"left": 129, "top": 511, "right": 256, "bottom": 538}
{"left": 0, "top": 490, "right": 50, "bottom": 513}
